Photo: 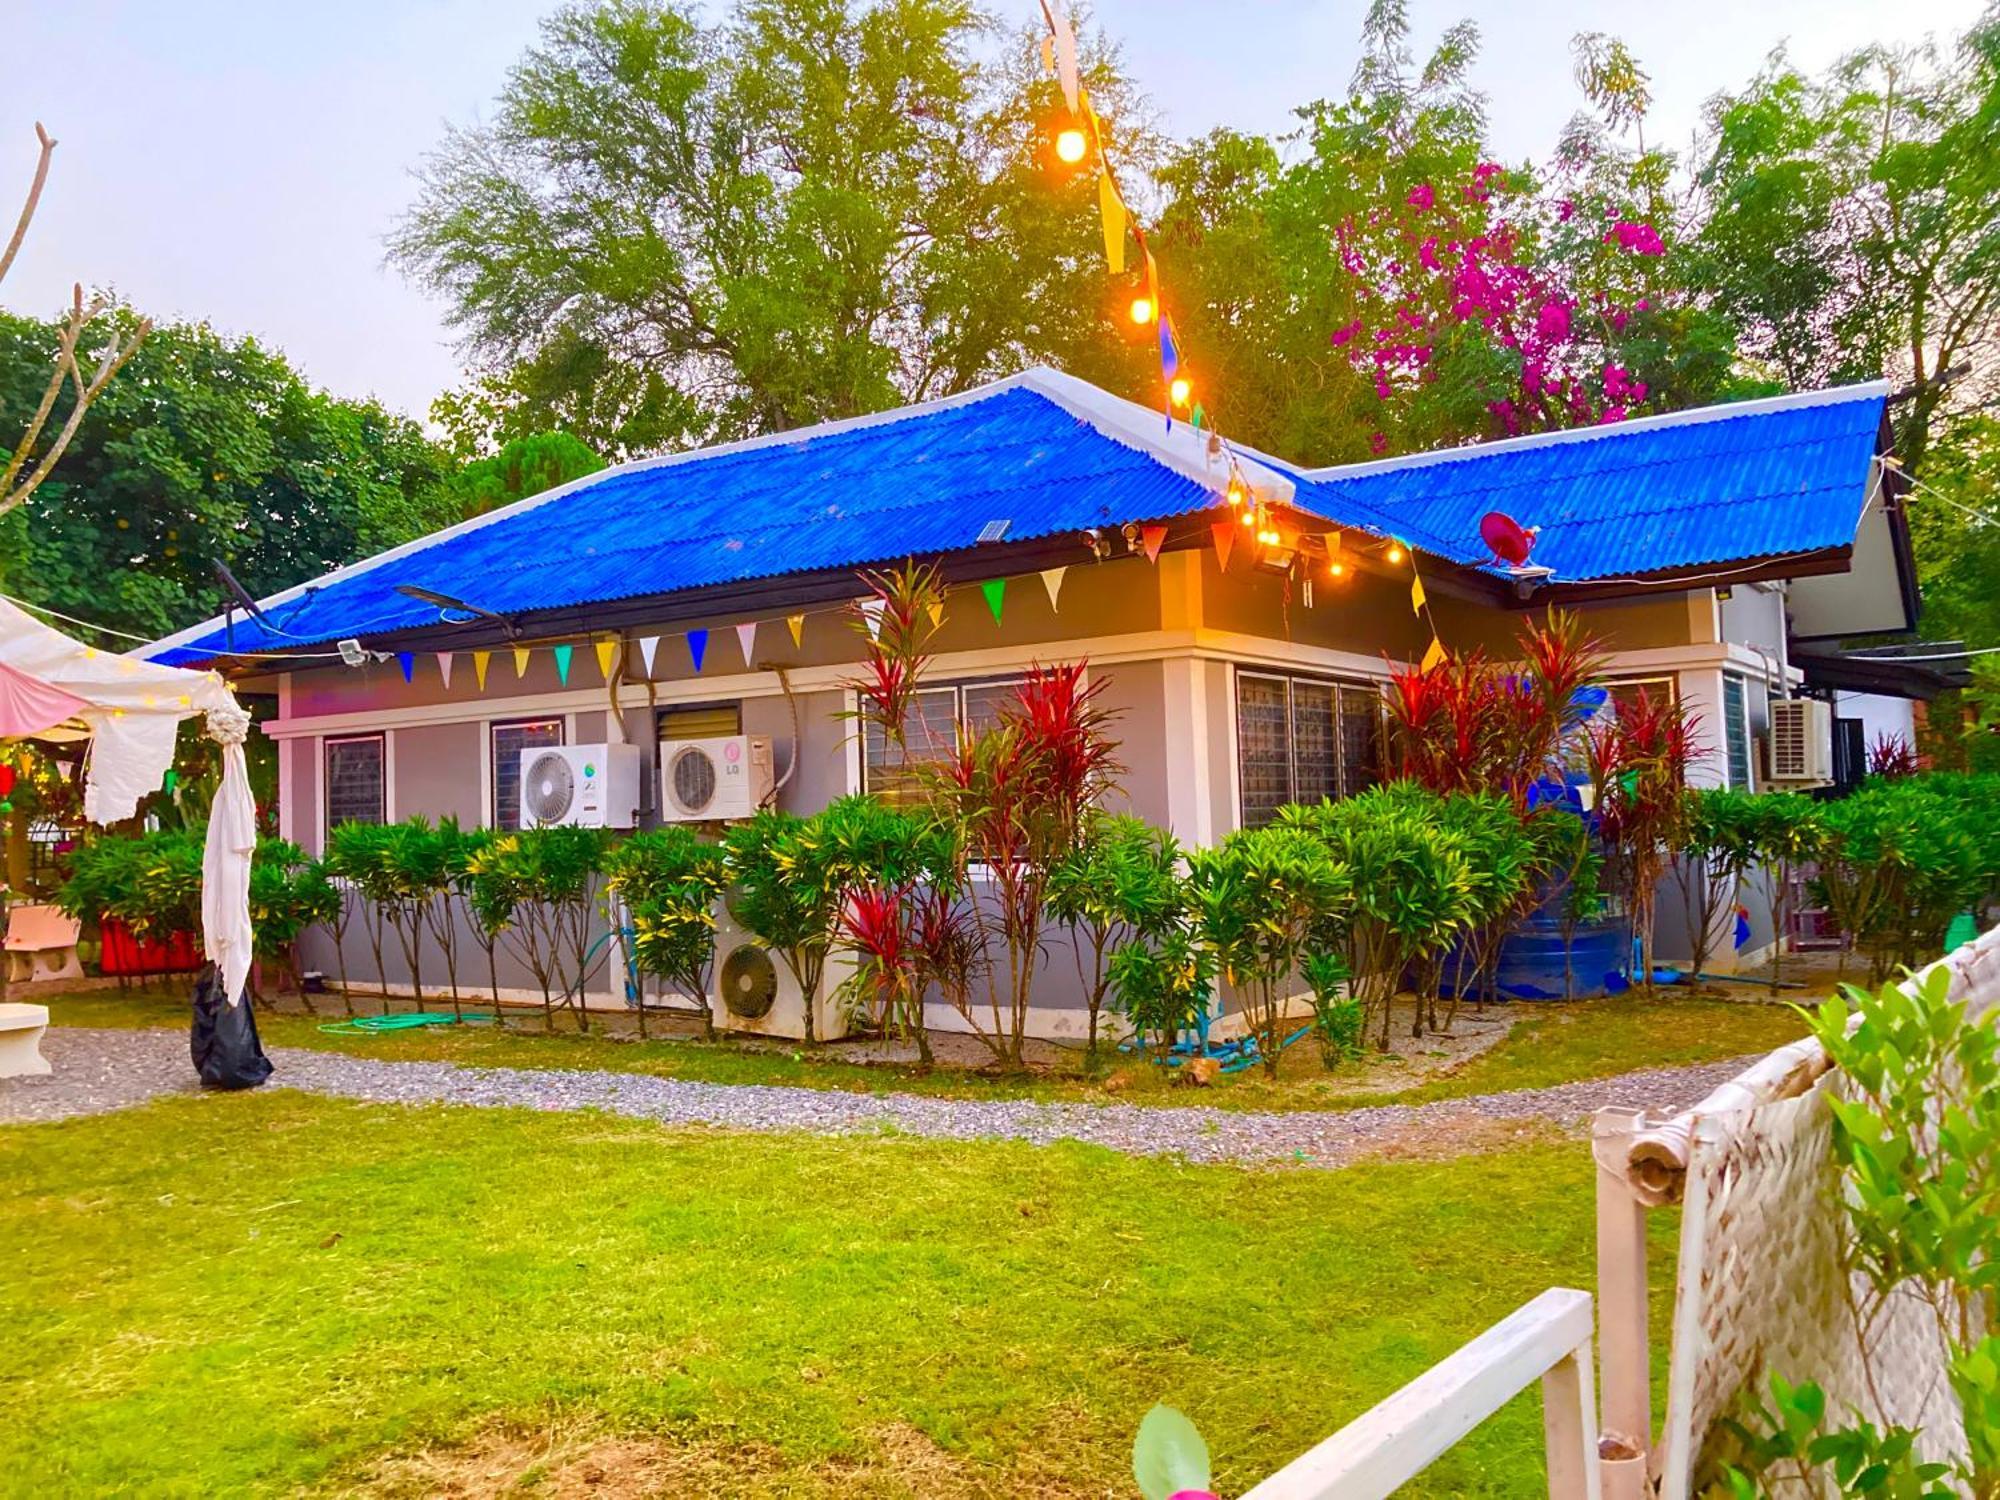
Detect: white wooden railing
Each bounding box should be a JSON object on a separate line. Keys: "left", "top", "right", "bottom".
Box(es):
{"left": 1242, "top": 1287, "right": 1603, "bottom": 1500}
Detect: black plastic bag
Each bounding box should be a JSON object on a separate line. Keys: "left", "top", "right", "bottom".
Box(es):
{"left": 189, "top": 962, "right": 274, "bottom": 1090}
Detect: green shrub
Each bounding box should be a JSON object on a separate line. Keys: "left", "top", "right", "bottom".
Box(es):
{"left": 1047, "top": 815, "right": 1187, "bottom": 1060}
{"left": 1107, "top": 925, "right": 1214, "bottom": 1064}
{"left": 466, "top": 824, "right": 612, "bottom": 1031}
{"left": 604, "top": 826, "right": 728, "bottom": 1038}
{"left": 1816, "top": 781, "right": 1984, "bottom": 979}
{"left": 1301, "top": 949, "right": 1362, "bottom": 1066}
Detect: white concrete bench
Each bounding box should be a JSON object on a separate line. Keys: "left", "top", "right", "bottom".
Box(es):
{"left": 3, "top": 903, "right": 83, "bottom": 986}
{"left": 0, "top": 1002, "right": 51, "bottom": 1078}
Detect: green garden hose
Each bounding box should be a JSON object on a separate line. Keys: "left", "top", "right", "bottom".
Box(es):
{"left": 316, "top": 1012, "right": 499, "bottom": 1036}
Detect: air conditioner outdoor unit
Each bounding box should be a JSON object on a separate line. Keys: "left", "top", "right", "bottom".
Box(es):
{"left": 659, "top": 735, "right": 775, "bottom": 822}
{"left": 1764, "top": 698, "right": 1834, "bottom": 786}
{"left": 708, "top": 892, "right": 852, "bottom": 1040}
{"left": 517, "top": 743, "right": 642, "bottom": 829}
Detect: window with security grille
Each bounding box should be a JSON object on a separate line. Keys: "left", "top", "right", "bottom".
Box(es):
{"left": 1235, "top": 671, "right": 1382, "bottom": 828}
{"left": 1722, "top": 674, "right": 1752, "bottom": 790}
{"left": 860, "top": 677, "right": 1027, "bottom": 799}
{"left": 492, "top": 718, "right": 564, "bottom": 831}
{"left": 325, "top": 734, "right": 385, "bottom": 829}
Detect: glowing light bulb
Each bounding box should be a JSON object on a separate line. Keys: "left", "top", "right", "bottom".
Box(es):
{"left": 1055, "top": 127, "right": 1088, "bottom": 164}
{"left": 1328, "top": 562, "right": 1347, "bottom": 578}
{"left": 1129, "top": 295, "right": 1154, "bottom": 325}
{"left": 1385, "top": 543, "right": 1405, "bottom": 564}
{"left": 1169, "top": 376, "right": 1192, "bottom": 407}
{"left": 1240, "top": 509, "right": 1257, "bottom": 529}
{"left": 1226, "top": 478, "right": 1246, "bottom": 507}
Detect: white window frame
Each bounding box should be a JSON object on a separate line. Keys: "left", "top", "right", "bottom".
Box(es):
{"left": 857, "top": 674, "right": 1030, "bottom": 796}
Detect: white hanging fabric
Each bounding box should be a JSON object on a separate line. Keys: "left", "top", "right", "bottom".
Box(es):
{"left": 0, "top": 597, "right": 258, "bottom": 1003}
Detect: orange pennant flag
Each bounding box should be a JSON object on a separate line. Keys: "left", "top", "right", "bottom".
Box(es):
{"left": 1098, "top": 171, "right": 1127, "bottom": 274}
{"left": 925, "top": 596, "right": 944, "bottom": 629}
{"left": 786, "top": 614, "right": 805, "bottom": 648}
{"left": 595, "top": 639, "right": 620, "bottom": 679}
{"left": 1139, "top": 523, "right": 1168, "bottom": 564}
{"left": 472, "top": 651, "right": 491, "bottom": 691}
{"left": 1211, "top": 519, "right": 1236, "bottom": 572}
{"left": 512, "top": 645, "right": 531, "bottom": 679}
{"left": 1422, "top": 635, "right": 1448, "bottom": 672}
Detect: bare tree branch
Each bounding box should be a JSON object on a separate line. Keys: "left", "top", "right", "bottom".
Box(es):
{"left": 0, "top": 122, "right": 54, "bottom": 289}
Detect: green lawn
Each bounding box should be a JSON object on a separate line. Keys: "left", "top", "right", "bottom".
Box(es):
{"left": 42, "top": 983, "right": 1808, "bottom": 1114}
{"left": 0, "top": 1094, "right": 1677, "bottom": 1497}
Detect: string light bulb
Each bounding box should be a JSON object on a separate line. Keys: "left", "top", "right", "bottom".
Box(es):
{"left": 1055, "top": 127, "right": 1088, "bottom": 164}
{"left": 1328, "top": 561, "right": 1347, "bottom": 579}
{"left": 1225, "top": 477, "right": 1247, "bottom": 508}
{"left": 1385, "top": 542, "right": 1405, "bottom": 565}
{"left": 1129, "top": 295, "right": 1154, "bottom": 325}
{"left": 1169, "top": 376, "right": 1192, "bottom": 408}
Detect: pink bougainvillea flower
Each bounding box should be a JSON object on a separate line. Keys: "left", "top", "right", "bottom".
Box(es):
{"left": 1329, "top": 319, "right": 1362, "bottom": 347}
{"left": 1407, "top": 183, "right": 1435, "bottom": 210}
{"left": 1536, "top": 301, "right": 1571, "bottom": 340}
{"left": 1557, "top": 198, "right": 1576, "bottom": 222}
{"left": 1473, "top": 161, "right": 1504, "bottom": 182}
{"left": 1630, "top": 381, "right": 1648, "bottom": 402}
{"left": 1418, "top": 236, "right": 1441, "bottom": 271}
{"left": 1599, "top": 405, "right": 1628, "bottom": 424}
{"left": 1370, "top": 430, "right": 1389, "bottom": 455}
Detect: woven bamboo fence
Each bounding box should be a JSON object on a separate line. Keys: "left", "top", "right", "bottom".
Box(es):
{"left": 1591, "top": 923, "right": 2000, "bottom": 1498}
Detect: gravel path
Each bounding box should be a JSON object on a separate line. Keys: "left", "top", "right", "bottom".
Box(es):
{"left": 1, "top": 1027, "right": 1744, "bottom": 1167}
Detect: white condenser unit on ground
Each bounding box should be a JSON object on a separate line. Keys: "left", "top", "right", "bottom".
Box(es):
{"left": 659, "top": 735, "right": 775, "bottom": 822}
{"left": 708, "top": 892, "right": 852, "bottom": 1040}
{"left": 517, "top": 743, "right": 642, "bottom": 828}
{"left": 1764, "top": 698, "right": 1834, "bottom": 787}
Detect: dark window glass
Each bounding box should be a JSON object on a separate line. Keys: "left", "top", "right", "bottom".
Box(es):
{"left": 493, "top": 718, "right": 565, "bottom": 831}
{"left": 1291, "top": 680, "right": 1339, "bottom": 805}
{"left": 1236, "top": 675, "right": 1292, "bottom": 829}
{"left": 1723, "top": 674, "right": 1752, "bottom": 790}
{"left": 1338, "top": 686, "right": 1382, "bottom": 798}
{"left": 325, "top": 735, "right": 385, "bottom": 829}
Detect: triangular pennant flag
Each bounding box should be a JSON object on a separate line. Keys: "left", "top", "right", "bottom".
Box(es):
{"left": 1324, "top": 530, "right": 1343, "bottom": 559}
{"left": 1048, "top": 0, "right": 1080, "bottom": 111}
{"left": 1189, "top": 402, "right": 1206, "bottom": 431}
{"left": 1143, "top": 242, "right": 1160, "bottom": 309}
{"left": 859, "top": 598, "right": 885, "bottom": 641}
{"left": 473, "top": 650, "right": 492, "bottom": 691}
{"left": 1158, "top": 311, "right": 1180, "bottom": 381}
{"left": 552, "top": 644, "right": 573, "bottom": 684}
{"left": 1040, "top": 566, "right": 1067, "bottom": 611}
{"left": 786, "top": 614, "right": 805, "bottom": 648}
{"left": 1098, "top": 171, "right": 1127, "bottom": 274}
{"left": 981, "top": 578, "right": 1006, "bottom": 625}
{"left": 638, "top": 635, "right": 660, "bottom": 676}
{"left": 513, "top": 645, "right": 531, "bottom": 680}
{"left": 595, "top": 639, "right": 620, "bottom": 680}
{"left": 1422, "top": 635, "right": 1448, "bottom": 672}
{"left": 1211, "top": 519, "right": 1236, "bottom": 571}
{"left": 1040, "top": 32, "right": 1055, "bottom": 74}
{"left": 1410, "top": 573, "right": 1427, "bottom": 614}
{"left": 735, "top": 620, "right": 757, "bottom": 664}
{"left": 687, "top": 628, "right": 709, "bottom": 672}
{"left": 435, "top": 652, "right": 454, "bottom": 688}
{"left": 1140, "top": 523, "right": 1168, "bottom": 563}
{"left": 397, "top": 651, "right": 414, "bottom": 684}
{"left": 925, "top": 596, "right": 944, "bottom": 629}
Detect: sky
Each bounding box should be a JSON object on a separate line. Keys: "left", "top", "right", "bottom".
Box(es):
{"left": 3, "top": 0, "right": 1985, "bottom": 424}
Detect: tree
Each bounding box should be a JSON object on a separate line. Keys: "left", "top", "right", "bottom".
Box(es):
{"left": 0, "top": 311, "right": 455, "bottom": 643}
{"left": 1689, "top": 14, "right": 2000, "bottom": 477}
{"left": 392, "top": 0, "right": 1147, "bottom": 450}
{"left": 438, "top": 430, "right": 605, "bottom": 519}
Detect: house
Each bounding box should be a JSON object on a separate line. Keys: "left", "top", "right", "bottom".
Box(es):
{"left": 143, "top": 366, "right": 1920, "bottom": 1030}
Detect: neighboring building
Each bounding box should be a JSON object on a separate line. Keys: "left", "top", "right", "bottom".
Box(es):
{"left": 144, "top": 367, "right": 1921, "bottom": 1026}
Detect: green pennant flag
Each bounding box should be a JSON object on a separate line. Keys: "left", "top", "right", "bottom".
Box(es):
{"left": 552, "top": 643, "right": 573, "bottom": 684}
{"left": 982, "top": 577, "right": 1005, "bottom": 625}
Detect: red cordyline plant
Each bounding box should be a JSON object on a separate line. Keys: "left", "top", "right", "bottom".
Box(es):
{"left": 840, "top": 881, "right": 932, "bottom": 1065}
{"left": 1867, "top": 732, "right": 1922, "bottom": 779}
{"left": 929, "top": 662, "right": 1124, "bottom": 1067}
{"left": 1586, "top": 686, "right": 1701, "bottom": 994}
{"left": 1384, "top": 611, "right": 1608, "bottom": 807}
{"left": 845, "top": 561, "right": 946, "bottom": 791}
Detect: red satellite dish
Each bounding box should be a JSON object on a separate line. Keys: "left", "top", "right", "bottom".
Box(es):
{"left": 1479, "top": 510, "right": 1539, "bottom": 567}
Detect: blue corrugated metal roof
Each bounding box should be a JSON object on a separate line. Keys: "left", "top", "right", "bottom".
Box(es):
{"left": 1297, "top": 386, "right": 1887, "bottom": 583}
{"left": 147, "top": 370, "right": 1887, "bottom": 665}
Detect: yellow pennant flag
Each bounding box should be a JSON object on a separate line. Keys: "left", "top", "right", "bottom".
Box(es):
{"left": 925, "top": 597, "right": 945, "bottom": 629}
{"left": 472, "top": 650, "right": 491, "bottom": 691}
{"left": 1422, "top": 635, "right": 1448, "bottom": 672}
{"left": 594, "top": 639, "right": 620, "bottom": 680}
{"left": 1410, "top": 573, "right": 1427, "bottom": 614}
{"left": 513, "top": 645, "right": 531, "bottom": 679}
{"left": 787, "top": 613, "right": 805, "bottom": 648}
{"left": 1098, "top": 171, "right": 1127, "bottom": 274}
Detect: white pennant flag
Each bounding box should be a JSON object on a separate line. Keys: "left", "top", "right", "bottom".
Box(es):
{"left": 1048, "top": 1, "right": 1080, "bottom": 112}
{"left": 1040, "top": 566, "right": 1067, "bottom": 611}
{"left": 638, "top": 635, "right": 660, "bottom": 677}
{"left": 435, "top": 652, "right": 453, "bottom": 689}
{"left": 859, "top": 598, "right": 886, "bottom": 641}
{"left": 735, "top": 620, "right": 757, "bottom": 664}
